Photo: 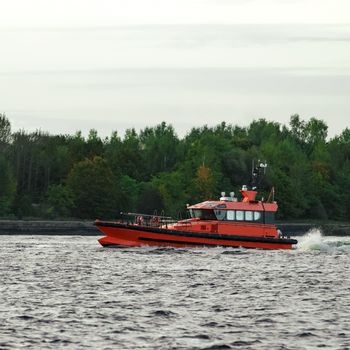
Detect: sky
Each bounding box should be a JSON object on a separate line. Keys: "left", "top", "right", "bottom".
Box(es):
{"left": 0, "top": 0, "right": 350, "bottom": 138}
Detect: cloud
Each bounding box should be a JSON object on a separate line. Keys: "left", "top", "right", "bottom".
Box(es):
{"left": 1, "top": 18, "right": 349, "bottom": 139}
{"left": 1, "top": 0, "right": 350, "bottom": 27}
{"left": 2, "top": 67, "right": 350, "bottom": 139}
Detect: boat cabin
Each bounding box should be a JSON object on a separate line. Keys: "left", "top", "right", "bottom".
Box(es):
{"left": 187, "top": 189, "right": 277, "bottom": 225}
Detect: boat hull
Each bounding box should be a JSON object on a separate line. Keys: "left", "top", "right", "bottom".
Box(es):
{"left": 95, "top": 221, "right": 297, "bottom": 250}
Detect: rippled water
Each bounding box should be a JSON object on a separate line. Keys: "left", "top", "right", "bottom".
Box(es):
{"left": 1, "top": 231, "right": 350, "bottom": 350}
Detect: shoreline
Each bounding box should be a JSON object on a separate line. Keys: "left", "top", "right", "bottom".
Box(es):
{"left": 277, "top": 222, "right": 350, "bottom": 236}
{"left": 1, "top": 220, "right": 350, "bottom": 236}
{"left": 0, "top": 220, "right": 100, "bottom": 236}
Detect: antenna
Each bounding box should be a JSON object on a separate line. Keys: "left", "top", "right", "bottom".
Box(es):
{"left": 251, "top": 160, "right": 268, "bottom": 190}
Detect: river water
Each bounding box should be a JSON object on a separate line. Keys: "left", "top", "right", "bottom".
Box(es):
{"left": 1, "top": 230, "right": 349, "bottom": 350}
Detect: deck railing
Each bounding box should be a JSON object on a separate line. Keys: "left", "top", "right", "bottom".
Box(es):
{"left": 119, "top": 212, "right": 178, "bottom": 228}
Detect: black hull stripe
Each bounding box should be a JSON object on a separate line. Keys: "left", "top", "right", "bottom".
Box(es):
{"left": 95, "top": 221, "right": 297, "bottom": 245}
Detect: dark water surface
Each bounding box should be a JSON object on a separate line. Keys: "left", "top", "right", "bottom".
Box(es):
{"left": 1, "top": 231, "right": 350, "bottom": 349}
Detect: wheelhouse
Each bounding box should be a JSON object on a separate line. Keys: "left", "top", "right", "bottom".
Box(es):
{"left": 188, "top": 208, "right": 275, "bottom": 224}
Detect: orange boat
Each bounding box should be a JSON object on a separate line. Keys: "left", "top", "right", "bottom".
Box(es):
{"left": 95, "top": 162, "right": 298, "bottom": 250}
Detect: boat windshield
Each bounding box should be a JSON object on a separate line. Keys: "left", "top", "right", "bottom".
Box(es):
{"left": 189, "top": 209, "right": 217, "bottom": 220}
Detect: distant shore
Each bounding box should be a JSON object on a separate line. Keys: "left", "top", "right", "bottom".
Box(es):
{"left": 1, "top": 220, "right": 350, "bottom": 236}
{"left": 0, "top": 220, "right": 100, "bottom": 236}
{"left": 276, "top": 222, "right": 350, "bottom": 236}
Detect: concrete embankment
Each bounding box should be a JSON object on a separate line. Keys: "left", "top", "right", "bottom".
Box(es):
{"left": 277, "top": 223, "right": 350, "bottom": 236}
{"left": 0, "top": 220, "right": 350, "bottom": 236}
{"left": 0, "top": 220, "right": 100, "bottom": 235}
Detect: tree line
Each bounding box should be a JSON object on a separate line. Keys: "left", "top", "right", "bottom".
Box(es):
{"left": 0, "top": 113, "right": 349, "bottom": 221}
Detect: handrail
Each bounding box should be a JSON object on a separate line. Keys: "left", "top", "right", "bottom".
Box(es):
{"left": 119, "top": 212, "right": 177, "bottom": 228}
{"left": 121, "top": 212, "right": 173, "bottom": 219}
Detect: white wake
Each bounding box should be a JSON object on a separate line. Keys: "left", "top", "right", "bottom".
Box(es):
{"left": 297, "top": 228, "right": 350, "bottom": 252}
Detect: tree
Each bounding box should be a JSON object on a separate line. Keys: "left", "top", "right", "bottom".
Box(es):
{"left": 289, "top": 114, "right": 306, "bottom": 143}
{"left": 118, "top": 175, "right": 140, "bottom": 213}
{"left": 0, "top": 113, "right": 11, "bottom": 150}
{"left": 45, "top": 184, "right": 74, "bottom": 218}
{"left": 221, "top": 148, "right": 249, "bottom": 188}
{"left": 305, "top": 118, "right": 328, "bottom": 145}
{"left": 86, "top": 129, "right": 104, "bottom": 158}
{"left": 191, "top": 165, "right": 217, "bottom": 202}
{"left": 261, "top": 137, "right": 308, "bottom": 218}
{"left": 116, "top": 128, "right": 144, "bottom": 180}
{"left": 67, "top": 156, "right": 119, "bottom": 219}
{"left": 67, "top": 131, "right": 86, "bottom": 165}
{"left": 104, "top": 131, "right": 122, "bottom": 175}
{"left": 248, "top": 119, "right": 282, "bottom": 147}
{"left": 139, "top": 122, "right": 179, "bottom": 177}
{"left": 2, "top": 116, "right": 350, "bottom": 222}
{"left": 136, "top": 183, "right": 164, "bottom": 215}
{"left": 0, "top": 154, "right": 16, "bottom": 216}
{"left": 152, "top": 171, "right": 189, "bottom": 217}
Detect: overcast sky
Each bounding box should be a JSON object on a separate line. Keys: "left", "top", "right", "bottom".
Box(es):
{"left": 0, "top": 0, "right": 349, "bottom": 138}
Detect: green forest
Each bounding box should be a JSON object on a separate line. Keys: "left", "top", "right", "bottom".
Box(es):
{"left": 0, "top": 113, "right": 349, "bottom": 221}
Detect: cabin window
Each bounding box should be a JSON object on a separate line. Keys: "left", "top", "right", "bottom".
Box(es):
{"left": 245, "top": 211, "right": 253, "bottom": 221}
{"left": 236, "top": 210, "right": 244, "bottom": 221}
{"left": 189, "top": 209, "right": 217, "bottom": 220}
{"left": 214, "top": 209, "right": 226, "bottom": 220}
{"left": 254, "top": 211, "right": 262, "bottom": 221}
{"left": 226, "top": 210, "right": 235, "bottom": 221}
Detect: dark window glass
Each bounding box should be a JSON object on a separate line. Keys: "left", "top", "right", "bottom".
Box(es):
{"left": 189, "top": 209, "right": 217, "bottom": 220}
{"left": 214, "top": 210, "right": 226, "bottom": 220}
{"left": 264, "top": 212, "right": 275, "bottom": 224}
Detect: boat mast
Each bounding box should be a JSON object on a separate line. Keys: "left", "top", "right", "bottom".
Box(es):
{"left": 251, "top": 160, "right": 267, "bottom": 190}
